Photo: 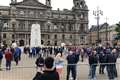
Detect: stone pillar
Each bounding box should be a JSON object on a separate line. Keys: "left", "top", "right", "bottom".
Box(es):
{"left": 25, "top": 21, "right": 28, "bottom": 31}
{"left": 74, "top": 23, "right": 78, "bottom": 45}
{"left": 6, "top": 33, "right": 12, "bottom": 46}
{"left": 16, "top": 21, "right": 19, "bottom": 31}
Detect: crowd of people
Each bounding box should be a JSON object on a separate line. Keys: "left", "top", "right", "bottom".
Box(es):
{"left": 32, "top": 43, "right": 120, "bottom": 80}
{"left": 0, "top": 46, "right": 21, "bottom": 70}
{"left": 0, "top": 42, "right": 120, "bottom": 80}
{"left": 23, "top": 46, "right": 64, "bottom": 58}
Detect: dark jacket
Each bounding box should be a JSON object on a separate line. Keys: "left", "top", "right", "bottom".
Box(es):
{"left": 99, "top": 53, "right": 107, "bottom": 63}
{"left": 104, "top": 47, "right": 112, "bottom": 54}
{"left": 96, "top": 47, "right": 103, "bottom": 54}
{"left": 35, "top": 57, "right": 44, "bottom": 67}
{"left": 33, "top": 69, "right": 59, "bottom": 80}
{"left": 89, "top": 54, "right": 98, "bottom": 66}
{"left": 67, "top": 53, "right": 79, "bottom": 65}
{"left": 106, "top": 53, "right": 117, "bottom": 63}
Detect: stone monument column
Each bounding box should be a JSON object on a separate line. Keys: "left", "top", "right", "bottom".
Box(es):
{"left": 30, "top": 24, "right": 41, "bottom": 47}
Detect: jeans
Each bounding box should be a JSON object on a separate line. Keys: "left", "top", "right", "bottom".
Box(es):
{"left": 89, "top": 65, "right": 97, "bottom": 80}
{"left": 99, "top": 64, "right": 106, "bottom": 74}
{"left": 107, "top": 64, "right": 117, "bottom": 80}
{"left": 14, "top": 57, "right": 19, "bottom": 65}
{"left": 113, "top": 65, "right": 118, "bottom": 78}
{"left": 67, "top": 65, "right": 76, "bottom": 80}
{"left": 6, "top": 60, "right": 11, "bottom": 70}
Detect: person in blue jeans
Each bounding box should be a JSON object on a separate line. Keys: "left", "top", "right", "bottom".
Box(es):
{"left": 88, "top": 49, "right": 98, "bottom": 80}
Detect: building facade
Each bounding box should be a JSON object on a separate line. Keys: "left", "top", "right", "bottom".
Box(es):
{"left": 0, "top": 0, "right": 88, "bottom": 46}
{"left": 89, "top": 23, "right": 117, "bottom": 46}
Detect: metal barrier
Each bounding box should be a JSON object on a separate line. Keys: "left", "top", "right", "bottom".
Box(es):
{"left": 0, "top": 63, "right": 120, "bottom": 80}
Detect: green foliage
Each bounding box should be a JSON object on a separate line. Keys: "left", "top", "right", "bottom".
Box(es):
{"left": 115, "top": 22, "right": 120, "bottom": 40}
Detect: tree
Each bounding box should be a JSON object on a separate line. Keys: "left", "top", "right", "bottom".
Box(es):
{"left": 115, "top": 22, "right": 120, "bottom": 40}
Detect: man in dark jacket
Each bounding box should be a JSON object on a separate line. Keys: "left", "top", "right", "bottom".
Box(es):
{"left": 96, "top": 44, "right": 104, "bottom": 54}
{"left": 33, "top": 57, "right": 59, "bottom": 80}
{"left": 99, "top": 51, "right": 107, "bottom": 74}
{"left": 104, "top": 43, "right": 112, "bottom": 54}
{"left": 88, "top": 49, "right": 98, "bottom": 80}
{"left": 66, "top": 50, "right": 79, "bottom": 80}
{"left": 112, "top": 49, "right": 118, "bottom": 78}
{"left": 106, "top": 48, "right": 118, "bottom": 80}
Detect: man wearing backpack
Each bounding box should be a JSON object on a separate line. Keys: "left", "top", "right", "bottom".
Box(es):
{"left": 0, "top": 48, "right": 3, "bottom": 70}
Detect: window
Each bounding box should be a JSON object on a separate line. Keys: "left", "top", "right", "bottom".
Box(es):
{"left": 68, "top": 24, "right": 72, "bottom": 31}
{"left": 41, "top": 40, "right": 44, "bottom": 44}
{"left": 30, "top": 11, "right": 34, "bottom": 15}
{"left": 47, "top": 41, "right": 50, "bottom": 45}
{"left": 77, "top": 2, "right": 79, "bottom": 6}
{"left": 80, "top": 2, "right": 83, "bottom": 8}
{"left": 54, "top": 41, "right": 57, "bottom": 46}
{"left": 20, "top": 11, "right": 24, "bottom": 15}
{"left": 61, "top": 24, "right": 64, "bottom": 31}
{"left": 12, "top": 24, "right": 15, "bottom": 28}
{"left": 62, "top": 34, "right": 65, "bottom": 39}
{"left": 12, "top": 34, "right": 15, "bottom": 39}
{"left": 48, "top": 35, "right": 50, "bottom": 39}
{"left": 48, "top": 25, "right": 50, "bottom": 30}
{"left": 112, "top": 34, "right": 117, "bottom": 40}
{"left": 80, "top": 36, "right": 84, "bottom": 40}
{"left": 41, "top": 34, "right": 45, "bottom": 38}
{"left": 70, "top": 35, "right": 72, "bottom": 39}
{"left": 80, "top": 36, "right": 85, "bottom": 43}
{"left": 53, "top": 23, "right": 58, "bottom": 30}
{"left": 80, "top": 13, "right": 84, "bottom": 19}
{"left": 54, "top": 34, "right": 57, "bottom": 39}
{"left": 29, "top": 11, "right": 34, "bottom": 17}
{"left": 3, "top": 33, "right": 6, "bottom": 38}
{"left": 80, "top": 24, "right": 84, "bottom": 31}
{"left": 66, "top": 16, "right": 68, "bottom": 19}
{"left": 39, "top": 12, "right": 43, "bottom": 15}
{"left": 61, "top": 23, "right": 65, "bottom": 30}
{"left": 19, "top": 21, "right": 25, "bottom": 30}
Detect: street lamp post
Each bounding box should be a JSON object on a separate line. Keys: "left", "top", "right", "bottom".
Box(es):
{"left": 105, "top": 17, "right": 109, "bottom": 42}
{"left": 93, "top": 7, "right": 103, "bottom": 45}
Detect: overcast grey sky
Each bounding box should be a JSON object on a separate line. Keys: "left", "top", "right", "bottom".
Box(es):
{"left": 0, "top": 0, "right": 120, "bottom": 27}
